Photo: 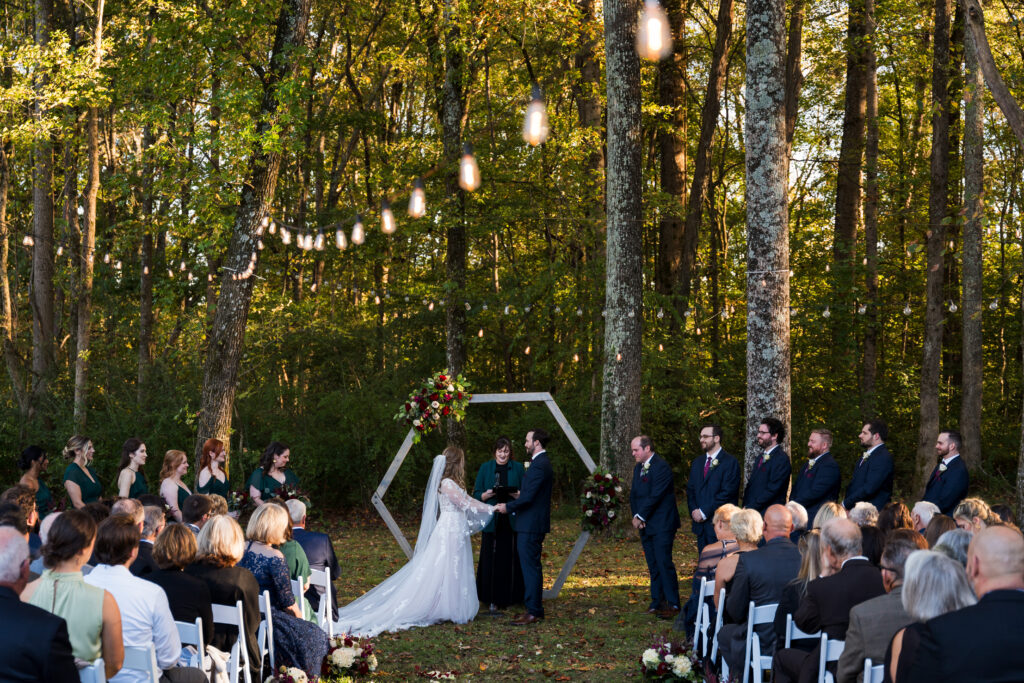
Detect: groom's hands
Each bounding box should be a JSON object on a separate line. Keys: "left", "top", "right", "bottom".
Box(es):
{"left": 494, "top": 503, "right": 507, "bottom": 514}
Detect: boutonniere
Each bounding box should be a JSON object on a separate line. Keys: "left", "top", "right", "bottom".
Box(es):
{"left": 524, "top": 461, "right": 531, "bottom": 470}
{"left": 762, "top": 452, "right": 771, "bottom": 462}
{"left": 938, "top": 463, "right": 947, "bottom": 473}
{"left": 861, "top": 452, "right": 870, "bottom": 461}
{"left": 711, "top": 459, "right": 719, "bottom": 469}
{"left": 642, "top": 462, "right": 651, "bottom": 474}
{"left": 807, "top": 459, "right": 816, "bottom": 470}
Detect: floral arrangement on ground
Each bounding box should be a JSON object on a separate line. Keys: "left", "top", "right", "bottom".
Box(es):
{"left": 325, "top": 634, "right": 377, "bottom": 677}
{"left": 264, "top": 666, "right": 309, "bottom": 683}
{"left": 580, "top": 467, "right": 622, "bottom": 531}
{"left": 395, "top": 370, "right": 472, "bottom": 442}
{"left": 639, "top": 637, "right": 702, "bottom": 681}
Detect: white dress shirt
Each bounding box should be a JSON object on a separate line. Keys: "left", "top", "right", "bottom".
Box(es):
{"left": 85, "top": 563, "right": 181, "bottom": 682}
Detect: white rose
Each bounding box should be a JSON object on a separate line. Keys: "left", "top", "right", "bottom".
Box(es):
{"left": 665, "top": 654, "right": 675, "bottom": 663}
{"left": 431, "top": 400, "right": 440, "bottom": 409}
{"left": 608, "top": 510, "right": 616, "bottom": 518}
{"left": 331, "top": 647, "right": 356, "bottom": 669}
{"left": 603, "top": 494, "right": 610, "bottom": 502}
{"left": 615, "top": 486, "right": 622, "bottom": 493}
{"left": 447, "top": 384, "right": 455, "bottom": 391}
{"left": 672, "top": 656, "right": 692, "bottom": 676}
{"left": 586, "top": 491, "right": 592, "bottom": 498}
{"left": 367, "top": 654, "right": 378, "bottom": 671}
{"left": 585, "top": 509, "right": 593, "bottom": 517}
{"left": 289, "top": 669, "right": 308, "bottom": 683}
{"left": 605, "top": 473, "right": 612, "bottom": 480}
{"left": 412, "top": 419, "right": 421, "bottom": 427}
{"left": 641, "top": 648, "right": 661, "bottom": 668}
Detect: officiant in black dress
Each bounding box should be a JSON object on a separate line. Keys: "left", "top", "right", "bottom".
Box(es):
{"left": 473, "top": 437, "right": 526, "bottom": 611}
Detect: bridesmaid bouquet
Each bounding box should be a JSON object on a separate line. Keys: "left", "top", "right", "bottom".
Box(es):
{"left": 326, "top": 634, "right": 378, "bottom": 677}
{"left": 639, "top": 637, "right": 701, "bottom": 681}
{"left": 278, "top": 484, "right": 312, "bottom": 509}
{"left": 580, "top": 468, "right": 623, "bottom": 532}
{"left": 395, "top": 369, "right": 472, "bottom": 443}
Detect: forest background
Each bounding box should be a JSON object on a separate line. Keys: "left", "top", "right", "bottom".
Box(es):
{"left": 1, "top": 0, "right": 1022, "bottom": 513}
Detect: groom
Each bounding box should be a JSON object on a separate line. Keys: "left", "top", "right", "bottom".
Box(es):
{"left": 496, "top": 428, "right": 553, "bottom": 625}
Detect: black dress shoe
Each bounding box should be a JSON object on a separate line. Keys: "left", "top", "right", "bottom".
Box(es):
{"left": 656, "top": 605, "right": 681, "bottom": 620}
{"left": 512, "top": 613, "right": 543, "bottom": 625}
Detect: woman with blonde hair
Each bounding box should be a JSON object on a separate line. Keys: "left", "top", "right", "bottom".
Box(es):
{"left": 773, "top": 530, "right": 824, "bottom": 652}
{"left": 952, "top": 497, "right": 994, "bottom": 533}
{"left": 812, "top": 501, "right": 847, "bottom": 529}
{"left": 159, "top": 450, "right": 192, "bottom": 522}
{"left": 62, "top": 435, "right": 102, "bottom": 508}
{"left": 713, "top": 508, "right": 764, "bottom": 609}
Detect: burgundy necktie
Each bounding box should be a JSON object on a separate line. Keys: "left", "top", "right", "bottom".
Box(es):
{"left": 703, "top": 457, "right": 711, "bottom": 478}
{"left": 756, "top": 455, "right": 764, "bottom": 471}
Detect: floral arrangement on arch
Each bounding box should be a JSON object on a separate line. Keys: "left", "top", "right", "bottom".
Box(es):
{"left": 639, "top": 637, "right": 701, "bottom": 681}
{"left": 395, "top": 370, "right": 472, "bottom": 443}
{"left": 580, "top": 467, "right": 623, "bottom": 532}
{"left": 263, "top": 666, "right": 308, "bottom": 683}
{"left": 325, "top": 634, "right": 378, "bottom": 677}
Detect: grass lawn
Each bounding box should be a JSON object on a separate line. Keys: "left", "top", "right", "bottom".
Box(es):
{"left": 319, "top": 506, "right": 700, "bottom": 680}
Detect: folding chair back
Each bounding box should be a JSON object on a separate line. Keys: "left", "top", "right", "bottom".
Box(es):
{"left": 743, "top": 601, "right": 779, "bottom": 683}
{"left": 175, "top": 616, "right": 206, "bottom": 670}
{"left": 257, "top": 590, "right": 275, "bottom": 677}
{"left": 122, "top": 644, "right": 160, "bottom": 683}
{"left": 78, "top": 658, "right": 106, "bottom": 683}
{"left": 784, "top": 612, "right": 821, "bottom": 648}
{"left": 864, "top": 657, "right": 884, "bottom": 683}
{"left": 308, "top": 566, "right": 334, "bottom": 636}
{"left": 816, "top": 634, "right": 845, "bottom": 683}
{"left": 212, "top": 600, "right": 252, "bottom": 683}
{"left": 711, "top": 587, "right": 728, "bottom": 679}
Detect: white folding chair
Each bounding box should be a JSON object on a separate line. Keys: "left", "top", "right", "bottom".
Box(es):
{"left": 692, "top": 577, "right": 716, "bottom": 657}
{"left": 308, "top": 566, "right": 334, "bottom": 636}
{"left": 256, "top": 589, "right": 275, "bottom": 677}
{"left": 122, "top": 644, "right": 160, "bottom": 683}
{"left": 290, "top": 579, "right": 307, "bottom": 620}
{"left": 710, "top": 587, "right": 728, "bottom": 679}
{"left": 175, "top": 616, "right": 206, "bottom": 671}
{"left": 784, "top": 612, "right": 821, "bottom": 648}
{"left": 864, "top": 657, "right": 884, "bottom": 683}
{"left": 817, "top": 634, "right": 845, "bottom": 683}
{"left": 743, "top": 601, "right": 779, "bottom": 683}
{"left": 212, "top": 600, "right": 252, "bottom": 683}
{"left": 78, "top": 658, "right": 106, "bottom": 683}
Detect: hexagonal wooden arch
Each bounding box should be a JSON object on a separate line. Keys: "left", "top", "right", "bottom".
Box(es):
{"left": 371, "top": 392, "right": 596, "bottom": 600}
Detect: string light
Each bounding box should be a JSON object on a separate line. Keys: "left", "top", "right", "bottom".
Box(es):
{"left": 948, "top": 301, "right": 958, "bottom": 313}
{"left": 335, "top": 228, "right": 347, "bottom": 250}
{"left": 459, "top": 143, "right": 480, "bottom": 192}
{"left": 858, "top": 304, "right": 867, "bottom": 315}
{"left": 56, "top": 246, "right": 63, "bottom": 256}
{"left": 280, "top": 227, "right": 292, "bottom": 245}
{"left": 351, "top": 215, "right": 365, "bottom": 245}
{"left": 428, "top": 301, "right": 435, "bottom": 311}
{"left": 636, "top": 0, "right": 673, "bottom": 60}
{"left": 408, "top": 178, "right": 426, "bottom": 218}
{"left": 903, "top": 304, "right": 912, "bottom": 316}
{"left": 22, "top": 235, "right": 34, "bottom": 246}
{"left": 314, "top": 231, "right": 325, "bottom": 251}
{"left": 658, "top": 343, "right": 664, "bottom": 352}
{"left": 478, "top": 328, "right": 484, "bottom": 337}
{"left": 615, "top": 352, "right": 622, "bottom": 362}
{"left": 657, "top": 307, "right": 664, "bottom": 319}
{"left": 381, "top": 199, "right": 396, "bottom": 234}
{"left": 822, "top": 306, "right": 831, "bottom": 318}
{"left": 269, "top": 221, "right": 277, "bottom": 235}
{"left": 524, "top": 346, "right": 531, "bottom": 355}
{"left": 522, "top": 83, "right": 550, "bottom": 146}
{"left": 573, "top": 353, "right": 579, "bottom": 362}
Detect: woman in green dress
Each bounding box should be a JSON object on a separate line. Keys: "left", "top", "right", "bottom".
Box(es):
{"left": 159, "top": 449, "right": 192, "bottom": 521}
{"left": 197, "top": 437, "right": 232, "bottom": 498}
{"left": 115, "top": 438, "right": 149, "bottom": 499}
{"left": 247, "top": 441, "right": 299, "bottom": 505}
{"left": 62, "top": 435, "right": 103, "bottom": 508}
{"left": 18, "top": 445, "right": 54, "bottom": 517}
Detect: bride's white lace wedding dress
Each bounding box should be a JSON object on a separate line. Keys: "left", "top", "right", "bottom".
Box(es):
{"left": 334, "top": 461, "right": 494, "bottom": 637}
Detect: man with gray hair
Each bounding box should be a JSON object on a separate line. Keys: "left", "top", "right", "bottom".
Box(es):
{"left": 0, "top": 526, "right": 79, "bottom": 681}
{"left": 772, "top": 518, "right": 885, "bottom": 683}
{"left": 130, "top": 505, "right": 166, "bottom": 577}
{"left": 288, "top": 499, "right": 341, "bottom": 620}
{"left": 911, "top": 500, "right": 939, "bottom": 534}
{"left": 111, "top": 497, "right": 145, "bottom": 531}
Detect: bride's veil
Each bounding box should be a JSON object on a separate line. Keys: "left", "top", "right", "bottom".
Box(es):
{"left": 414, "top": 454, "right": 446, "bottom": 556}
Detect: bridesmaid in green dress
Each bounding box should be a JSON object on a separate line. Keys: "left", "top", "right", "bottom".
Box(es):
{"left": 159, "top": 449, "right": 193, "bottom": 521}
{"left": 247, "top": 441, "right": 299, "bottom": 505}
{"left": 18, "top": 445, "right": 54, "bottom": 516}
{"left": 115, "top": 438, "right": 149, "bottom": 499}
{"left": 62, "top": 435, "right": 103, "bottom": 508}
{"left": 197, "top": 438, "right": 232, "bottom": 498}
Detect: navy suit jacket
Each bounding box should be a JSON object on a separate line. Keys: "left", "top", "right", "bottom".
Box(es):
{"left": 842, "top": 443, "right": 894, "bottom": 509}
{"left": 922, "top": 456, "right": 969, "bottom": 515}
{"left": 630, "top": 454, "right": 681, "bottom": 535}
{"left": 685, "top": 450, "right": 740, "bottom": 533}
{"left": 0, "top": 585, "right": 78, "bottom": 682}
{"left": 725, "top": 536, "right": 802, "bottom": 652}
{"left": 743, "top": 446, "right": 792, "bottom": 513}
{"left": 506, "top": 451, "right": 553, "bottom": 534}
{"left": 790, "top": 452, "right": 841, "bottom": 523}
{"left": 292, "top": 526, "right": 341, "bottom": 617}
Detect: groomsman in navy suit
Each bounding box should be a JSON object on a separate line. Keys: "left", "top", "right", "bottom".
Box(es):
{"left": 743, "top": 418, "right": 792, "bottom": 514}
{"left": 842, "top": 419, "right": 895, "bottom": 510}
{"left": 630, "top": 435, "right": 682, "bottom": 619}
{"left": 922, "top": 429, "right": 970, "bottom": 515}
{"left": 497, "top": 428, "right": 553, "bottom": 625}
{"left": 686, "top": 424, "right": 740, "bottom": 553}
{"left": 790, "top": 428, "right": 841, "bottom": 523}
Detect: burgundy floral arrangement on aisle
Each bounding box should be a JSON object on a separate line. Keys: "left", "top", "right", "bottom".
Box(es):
{"left": 580, "top": 467, "right": 623, "bottom": 532}
{"left": 394, "top": 370, "right": 472, "bottom": 443}
{"left": 325, "top": 634, "right": 378, "bottom": 677}
{"left": 639, "top": 637, "right": 702, "bottom": 681}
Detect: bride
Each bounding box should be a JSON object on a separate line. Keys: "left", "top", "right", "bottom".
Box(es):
{"left": 334, "top": 446, "right": 495, "bottom": 636}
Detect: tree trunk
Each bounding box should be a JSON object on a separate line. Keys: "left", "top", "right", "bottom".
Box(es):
{"left": 0, "top": 135, "right": 28, "bottom": 417}
{"left": 783, "top": 0, "right": 805, "bottom": 157}
{"left": 960, "top": 20, "right": 984, "bottom": 468}
{"left": 962, "top": 0, "right": 1024, "bottom": 150}
{"left": 916, "top": 0, "right": 953, "bottom": 494}
{"left": 194, "top": 0, "right": 312, "bottom": 464}
{"left": 860, "top": 9, "right": 879, "bottom": 420}
{"left": 744, "top": 0, "right": 791, "bottom": 471}
{"left": 600, "top": 0, "right": 643, "bottom": 484}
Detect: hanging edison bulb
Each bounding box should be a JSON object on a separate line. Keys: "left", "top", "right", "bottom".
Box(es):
{"left": 478, "top": 328, "right": 484, "bottom": 338}
{"left": 408, "top": 178, "right": 426, "bottom": 218}
{"left": 335, "top": 227, "right": 348, "bottom": 250}
{"left": 380, "top": 199, "right": 396, "bottom": 234}
{"left": 268, "top": 221, "right": 277, "bottom": 235}
{"left": 22, "top": 235, "right": 35, "bottom": 246}
{"left": 314, "top": 231, "right": 325, "bottom": 251}
{"left": 636, "top": 0, "right": 673, "bottom": 60}
{"left": 522, "top": 83, "right": 549, "bottom": 146}
{"left": 280, "top": 227, "right": 292, "bottom": 245}
{"left": 351, "top": 215, "right": 365, "bottom": 245}
{"left": 258, "top": 216, "right": 269, "bottom": 236}
{"left": 459, "top": 143, "right": 480, "bottom": 191}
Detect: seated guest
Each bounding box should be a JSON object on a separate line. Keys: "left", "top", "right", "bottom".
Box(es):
{"left": 85, "top": 515, "right": 205, "bottom": 683}
{"left": 132, "top": 505, "right": 166, "bottom": 577}
{"left": 932, "top": 528, "right": 972, "bottom": 566}
{"left": 772, "top": 518, "right": 885, "bottom": 683}
{"left": 773, "top": 530, "right": 823, "bottom": 653}
{"left": 286, "top": 498, "right": 341, "bottom": 621}
{"left": 159, "top": 450, "right": 192, "bottom": 522}
{"left": 860, "top": 525, "right": 884, "bottom": 566}
{"left": 877, "top": 502, "right": 914, "bottom": 536}
{"left": 835, "top": 530, "right": 927, "bottom": 683}
{"left": 22, "top": 510, "right": 123, "bottom": 679}
{"left": 186, "top": 516, "right": 261, "bottom": 683}
{"left": 990, "top": 503, "right": 1015, "bottom": 526}
{"left": 207, "top": 494, "right": 229, "bottom": 517}
{"left": 182, "top": 494, "right": 213, "bottom": 535}
{"left": 712, "top": 508, "right": 763, "bottom": 610}
{"left": 111, "top": 497, "right": 145, "bottom": 531}
{"left": 718, "top": 505, "right": 801, "bottom": 673}
{"left": 677, "top": 503, "right": 741, "bottom": 635}
{"left": 145, "top": 524, "right": 214, "bottom": 648}
{"left": 910, "top": 501, "right": 939, "bottom": 534}
{"left": 29, "top": 511, "right": 63, "bottom": 575}
{"left": 786, "top": 501, "right": 808, "bottom": 543}
{"left": 898, "top": 526, "right": 1024, "bottom": 683}
{"left": 923, "top": 514, "right": 957, "bottom": 547}
{"left": 952, "top": 497, "right": 993, "bottom": 533}
{"left": 138, "top": 493, "right": 166, "bottom": 508}
{"left": 0, "top": 526, "right": 79, "bottom": 682}
{"left": 267, "top": 500, "right": 311, "bottom": 584}
{"left": 885, "top": 549, "right": 976, "bottom": 683}
{"left": 1, "top": 484, "right": 40, "bottom": 538}
{"left": 848, "top": 501, "right": 878, "bottom": 527}
{"left": 811, "top": 501, "right": 846, "bottom": 529}
{"left": 239, "top": 504, "right": 328, "bottom": 678}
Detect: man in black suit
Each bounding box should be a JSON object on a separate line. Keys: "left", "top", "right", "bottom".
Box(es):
{"left": 0, "top": 526, "right": 79, "bottom": 682}
{"left": 131, "top": 505, "right": 165, "bottom": 576}
{"left": 904, "top": 525, "right": 1024, "bottom": 683}
{"left": 496, "top": 428, "right": 554, "bottom": 625}
{"left": 286, "top": 498, "right": 341, "bottom": 620}
{"left": 686, "top": 424, "right": 741, "bottom": 553}
{"left": 772, "top": 518, "right": 885, "bottom": 683}
{"left": 743, "top": 417, "right": 792, "bottom": 514}
{"left": 790, "top": 428, "right": 841, "bottom": 524}
{"left": 922, "top": 429, "right": 969, "bottom": 515}
{"left": 630, "top": 435, "right": 682, "bottom": 619}
{"left": 718, "top": 505, "right": 801, "bottom": 673}
{"left": 842, "top": 419, "right": 894, "bottom": 510}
